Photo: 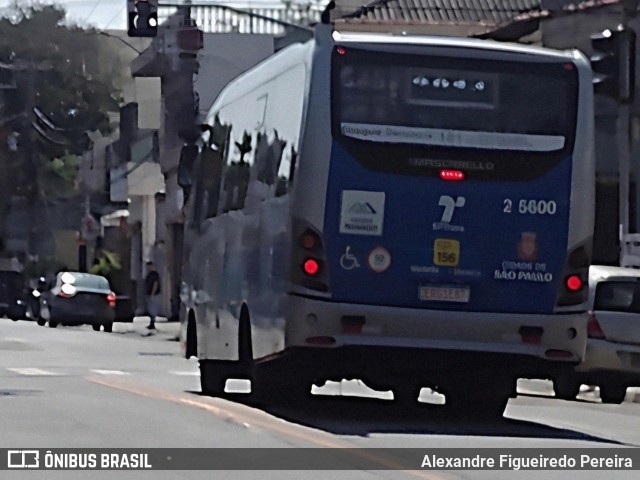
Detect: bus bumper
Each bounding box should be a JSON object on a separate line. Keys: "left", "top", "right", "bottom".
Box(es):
{"left": 285, "top": 294, "right": 588, "bottom": 365}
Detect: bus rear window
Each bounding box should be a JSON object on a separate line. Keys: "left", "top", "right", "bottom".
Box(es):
{"left": 332, "top": 47, "right": 578, "bottom": 152}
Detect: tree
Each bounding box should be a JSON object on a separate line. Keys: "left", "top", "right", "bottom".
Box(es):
{"left": 0, "top": 2, "right": 121, "bottom": 255}
{"left": 0, "top": 2, "right": 120, "bottom": 144}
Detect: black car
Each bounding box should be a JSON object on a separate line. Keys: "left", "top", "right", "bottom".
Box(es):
{"left": 38, "top": 272, "right": 116, "bottom": 332}
{"left": 0, "top": 270, "right": 27, "bottom": 320}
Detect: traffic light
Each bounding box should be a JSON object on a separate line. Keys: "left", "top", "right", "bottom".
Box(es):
{"left": 176, "top": 27, "right": 204, "bottom": 73}
{"left": 127, "top": 0, "right": 158, "bottom": 38}
{"left": 590, "top": 26, "right": 636, "bottom": 103}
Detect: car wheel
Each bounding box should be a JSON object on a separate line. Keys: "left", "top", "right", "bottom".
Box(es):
{"left": 92, "top": 324, "right": 101, "bottom": 332}
{"left": 103, "top": 322, "right": 113, "bottom": 333}
{"left": 553, "top": 377, "right": 581, "bottom": 401}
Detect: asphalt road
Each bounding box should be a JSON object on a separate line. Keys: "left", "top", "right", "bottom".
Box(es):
{"left": 1, "top": 318, "right": 640, "bottom": 480}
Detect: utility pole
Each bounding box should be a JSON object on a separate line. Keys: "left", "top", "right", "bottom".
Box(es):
{"left": 23, "top": 67, "right": 38, "bottom": 261}
{"left": 619, "top": 0, "right": 638, "bottom": 265}
{"left": 619, "top": 95, "right": 631, "bottom": 250}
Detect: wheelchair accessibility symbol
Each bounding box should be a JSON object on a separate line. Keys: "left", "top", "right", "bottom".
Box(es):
{"left": 340, "top": 246, "right": 360, "bottom": 270}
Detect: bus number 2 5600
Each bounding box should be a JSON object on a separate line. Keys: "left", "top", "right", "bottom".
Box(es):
{"left": 503, "top": 199, "right": 557, "bottom": 215}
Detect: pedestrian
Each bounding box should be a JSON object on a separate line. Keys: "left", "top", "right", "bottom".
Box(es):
{"left": 144, "top": 260, "right": 161, "bottom": 330}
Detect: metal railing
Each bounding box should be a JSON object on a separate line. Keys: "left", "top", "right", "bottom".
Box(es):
{"left": 158, "top": 2, "right": 322, "bottom": 35}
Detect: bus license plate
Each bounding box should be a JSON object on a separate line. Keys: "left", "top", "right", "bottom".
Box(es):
{"left": 419, "top": 285, "right": 470, "bottom": 303}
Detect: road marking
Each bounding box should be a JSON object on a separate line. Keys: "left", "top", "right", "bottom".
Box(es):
{"left": 88, "top": 376, "right": 443, "bottom": 478}
{"left": 7, "top": 368, "right": 61, "bottom": 376}
{"left": 90, "top": 369, "right": 130, "bottom": 376}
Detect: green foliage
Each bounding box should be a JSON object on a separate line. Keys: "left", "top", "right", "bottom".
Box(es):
{"left": 41, "top": 152, "right": 81, "bottom": 198}
{"left": 90, "top": 250, "right": 121, "bottom": 277}
{"left": 0, "top": 2, "right": 123, "bottom": 254}
{"left": 0, "top": 2, "right": 119, "bottom": 139}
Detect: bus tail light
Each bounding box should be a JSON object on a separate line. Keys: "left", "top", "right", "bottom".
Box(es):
{"left": 303, "top": 259, "right": 320, "bottom": 276}
{"left": 300, "top": 229, "right": 321, "bottom": 251}
{"left": 565, "top": 275, "right": 583, "bottom": 292}
{"left": 292, "top": 219, "right": 330, "bottom": 293}
{"left": 556, "top": 244, "right": 590, "bottom": 307}
{"left": 587, "top": 312, "right": 605, "bottom": 339}
{"left": 440, "top": 169, "right": 465, "bottom": 181}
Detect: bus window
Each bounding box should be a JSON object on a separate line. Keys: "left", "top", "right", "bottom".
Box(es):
{"left": 332, "top": 48, "right": 578, "bottom": 181}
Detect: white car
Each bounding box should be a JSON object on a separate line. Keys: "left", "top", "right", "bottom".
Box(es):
{"left": 554, "top": 265, "right": 640, "bottom": 403}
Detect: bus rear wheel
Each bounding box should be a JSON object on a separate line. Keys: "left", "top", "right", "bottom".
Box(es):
{"left": 553, "top": 376, "right": 581, "bottom": 401}
{"left": 441, "top": 375, "right": 513, "bottom": 420}
{"left": 199, "top": 360, "right": 229, "bottom": 397}
{"left": 252, "top": 376, "right": 311, "bottom": 406}
{"left": 251, "top": 359, "right": 313, "bottom": 407}
{"left": 445, "top": 389, "right": 509, "bottom": 420}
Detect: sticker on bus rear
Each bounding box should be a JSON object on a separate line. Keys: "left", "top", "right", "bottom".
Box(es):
{"left": 339, "top": 190, "right": 385, "bottom": 236}
{"left": 368, "top": 246, "right": 391, "bottom": 273}
{"left": 433, "top": 238, "right": 460, "bottom": 266}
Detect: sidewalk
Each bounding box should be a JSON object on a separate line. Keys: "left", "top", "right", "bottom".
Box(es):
{"left": 112, "top": 315, "right": 180, "bottom": 342}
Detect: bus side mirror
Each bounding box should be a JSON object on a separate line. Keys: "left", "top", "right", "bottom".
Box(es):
{"left": 178, "top": 145, "right": 199, "bottom": 189}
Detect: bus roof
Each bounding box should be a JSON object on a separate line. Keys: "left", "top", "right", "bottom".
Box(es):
{"left": 204, "top": 28, "right": 587, "bottom": 126}
{"left": 332, "top": 30, "right": 583, "bottom": 61}
{"left": 204, "top": 41, "right": 313, "bottom": 126}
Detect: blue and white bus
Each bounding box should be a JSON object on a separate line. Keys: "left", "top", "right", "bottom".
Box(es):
{"left": 179, "top": 25, "right": 594, "bottom": 415}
